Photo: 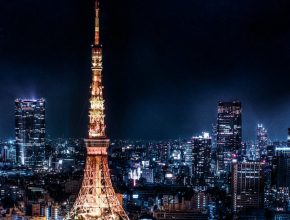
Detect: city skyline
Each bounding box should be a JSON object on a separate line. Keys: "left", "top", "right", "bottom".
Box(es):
{"left": 1, "top": 0, "right": 290, "bottom": 140}
{"left": 1, "top": 0, "right": 290, "bottom": 218}
{"left": 2, "top": 97, "right": 289, "bottom": 142}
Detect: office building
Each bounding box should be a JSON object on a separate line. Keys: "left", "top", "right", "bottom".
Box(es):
{"left": 216, "top": 101, "right": 242, "bottom": 173}
{"left": 275, "top": 153, "right": 290, "bottom": 189}
{"left": 15, "top": 98, "right": 45, "bottom": 167}
{"left": 257, "top": 124, "right": 268, "bottom": 159}
{"left": 231, "top": 161, "right": 264, "bottom": 213}
{"left": 192, "top": 132, "right": 211, "bottom": 185}
{"left": 184, "top": 141, "right": 193, "bottom": 176}
{"left": 288, "top": 128, "right": 290, "bottom": 147}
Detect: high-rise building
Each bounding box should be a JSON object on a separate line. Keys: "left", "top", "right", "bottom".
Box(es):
{"left": 0, "top": 140, "right": 15, "bottom": 163}
{"left": 275, "top": 153, "right": 290, "bottom": 189}
{"left": 192, "top": 190, "right": 209, "bottom": 212}
{"left": 158, "top": 142, "right": 170, "bottom": 163}
{"left": 273, "top": 129, "right": 290, "bottom": 189}
{"left": 192, "top": 132, "right": 211, "bottom": 185}
{"left": 256, "top": 124, "right": 268, "bottom": 159}
{"left": 51, "top": 203, "right": 61, "bottom": 220}
{"left": 216, "top": 101, "right": 242, "bottom": 173}
{"left": 231, "top": 161, "right": 264, "bottom": 213}
{"left": 66, "top": 0, "right": 129, "bottom": 219}
{"left": 287, "top": 128, "right": 290, "bottom": 147}
{"left": 184, "top": 141, "right": 193, "bottom": 176}
{"left": 15, "top": 98, "right": 45, "bottom": 166}
{"left": 211, "top": 124, "right": 217, "bottom": 149}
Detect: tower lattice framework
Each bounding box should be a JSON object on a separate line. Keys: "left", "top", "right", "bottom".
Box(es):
{"left": 66, "top": 1, "right": 129, "bottom": 219}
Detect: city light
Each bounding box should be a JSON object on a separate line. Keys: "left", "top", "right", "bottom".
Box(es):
{"left": 0, "top": 0, "right": 289, "bottom": 219}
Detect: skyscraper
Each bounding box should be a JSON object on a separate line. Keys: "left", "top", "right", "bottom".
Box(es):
{"left": 275, "top": 152, "right": 290, "bottom": 189}
{"left": 287, "top": 128, "right": 290, "bottom": 147}
{"left": 184, "top": 141, "right": 193, "bottom": 176}
{"left": 231, "top": 161, "right": 264, "bottom": 213}
{"left": 66, "top": 0, "right": 129, "bottom": 219}
{"left": 273, "top": 129, "right": 290, "bottom": 189}
{"left": 15, "top": 98, "right": 45, "bottom": 167}
{"left": 216, "top": 101, "right": 242, "bottom": 173}
{"left": 256, "top": 124, "right": 268, "bottom": 159}
{"left": 192, "top": 132, "right": 212, "bottom": 185}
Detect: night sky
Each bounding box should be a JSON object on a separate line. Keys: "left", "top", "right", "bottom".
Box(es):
{"left": 1, "top": 0, "right": 290, "bottom": 140}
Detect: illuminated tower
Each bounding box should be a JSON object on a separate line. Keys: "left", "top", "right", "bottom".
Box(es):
{"left": 66, "top": 1, "right": 129, "bottom": 219}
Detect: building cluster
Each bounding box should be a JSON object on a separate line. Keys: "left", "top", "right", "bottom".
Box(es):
{"left": 108, "top": 101, "right": 290, "bottom": 219}
{"left": 0, "top": 99, "right": 290, "bottom": 219}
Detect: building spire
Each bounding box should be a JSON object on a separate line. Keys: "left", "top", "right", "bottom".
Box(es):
{"left": 94, "top": 0, "right": 100, "bottom": 45}
{"left": 88, "top": 0, "right": 106, "bottom": 139}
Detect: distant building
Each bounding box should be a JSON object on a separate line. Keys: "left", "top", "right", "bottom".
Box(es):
{"left": 275, "top": 153, "right": 290, "bottom": 189}
{"left": 153, "top": 211, "right": 208, "bottom": 220}
{"left": 158, "top": 143, "right": 170, "bottom": 163}
{"left": 184, "top": 141, "right": 193, "bottom": 176}
{"left": 265, "top": 186, "right": 289, "bottom": 212}
{"left": 211, "top": 124, "right": 217, "bottom": 149}
{"left": 288, "top": 128, "right": 290, "bottom": 147}
{"left": 51, "top": 203, "right": 61, "bottom": 220}
{"left": 192, "top": 189, "right": 209, "bottom": 212}
{"left": 0, "top": 140, "right": 15, "bottom": 163}
{"left": 216, "top": 101, "right": 242, "bottom": 173}
{"left": 141, "top": 168, "right": 154, "bottom": 184}
{"left": 274, "top": 130, "right": 290, "bottom": 189}
{"left": 191, "top": 133, "right": 211, "bottom": 185}
{"left": 231, "top": 161, "right": 264, "bottom": 213}
{"left": 15, "top": 98, "right": 45, "bottom": 167}
{"left": 32, "top": 204, "right": 41, "bottom": 216}
{"left": 257, "top": 124, "right": 268, "bottom": 159}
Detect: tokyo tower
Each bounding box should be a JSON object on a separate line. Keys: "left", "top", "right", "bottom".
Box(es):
{"left": 65, "top": 0, "right": 129, "bottom": 219}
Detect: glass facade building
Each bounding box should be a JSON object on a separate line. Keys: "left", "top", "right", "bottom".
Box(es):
{"left": 231, "top": 161, "right": 264, "bottom": 213}
{"left": 257, "top": 124, "right": 268, "bottom": 159}
{"left": 192, "top": 133, "right": 212, "bottom": 185}
{"left": 216, "top": 101, "right": 242, "bottom": 173}
{"left": 15, "top": 98, "right": 45, "bottom": 167}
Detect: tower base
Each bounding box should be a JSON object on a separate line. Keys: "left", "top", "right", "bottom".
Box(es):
{"left": 66, "top": 139, "right": 129, "bottom": 220}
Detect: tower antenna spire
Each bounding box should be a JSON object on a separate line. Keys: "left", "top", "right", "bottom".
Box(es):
{"left": 94, "top": 0, "right": 100, "bottom": 45}
{"left": 88, "top": 0, "right": 106, "bottom": 139}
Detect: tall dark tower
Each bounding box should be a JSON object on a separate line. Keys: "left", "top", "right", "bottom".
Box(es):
{"left": 66, "top": 1, "right": 129, "bottom": 219}
{"left": 216, "top": 101, "right": 242, "bottom": 173}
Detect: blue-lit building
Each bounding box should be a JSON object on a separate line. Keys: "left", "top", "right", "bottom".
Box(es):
{"left": 15, "top": 98, "right": 45, "bottom": 167}
{"left": 231, "top": 161, "right": 264, "bottom": 213}
{"left": 216, "top": 101, "right": 242, "bottom": 173}
{"left": 192, "top": 133, "right": 212, "bottom": 185}
{"left": 275, "top": 150, "right": 290, "bottom": 190}
{"left": 257, "top": 124, "right": 268, "bottom": 159}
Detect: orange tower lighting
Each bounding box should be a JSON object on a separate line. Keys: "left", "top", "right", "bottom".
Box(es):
{"left": 65, "top": 0, "right": 129, "bottom": 219}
